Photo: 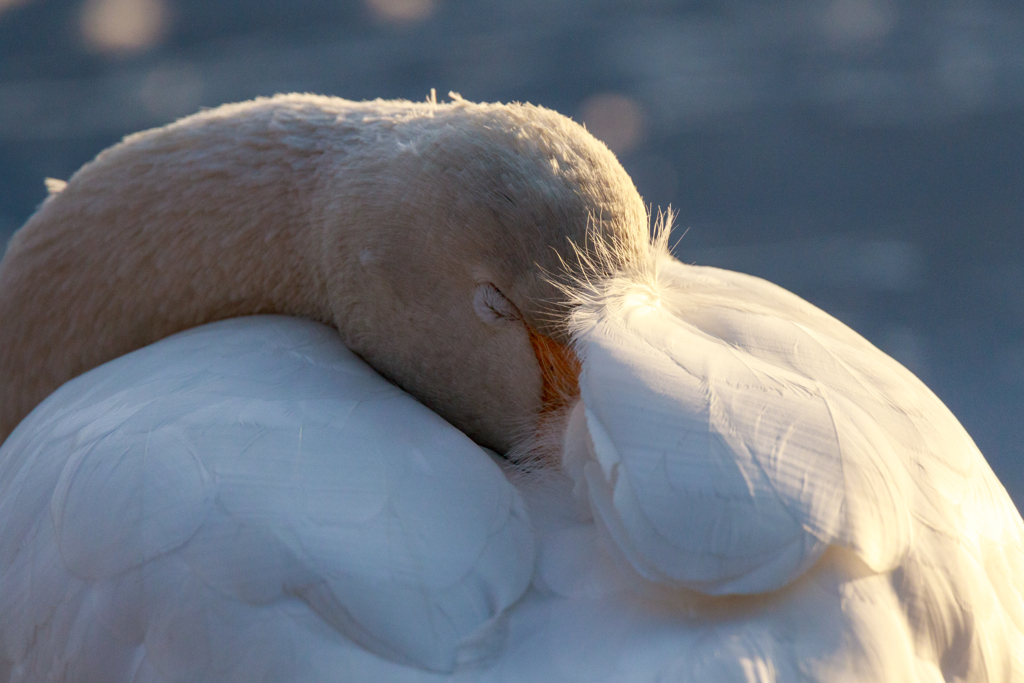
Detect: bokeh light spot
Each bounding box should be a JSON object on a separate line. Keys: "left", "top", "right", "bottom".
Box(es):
{"left": 578, "top": 93, "right": 645, "bottom": 157}
{"left": 366, "top": 0, "right": 436, "bottom": 24}
{"left": 80, "top": 0, "right": 168, "bottom": 53}
{"left": 820, "top": 0, "right": 897, "bottom": 48}
{"left": 0, "top": 0, "right": 32, "bottom": 19}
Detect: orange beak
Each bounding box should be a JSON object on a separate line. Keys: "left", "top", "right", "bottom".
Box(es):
{"left": 527, "top": 327, "right": 581, "bottom": 419}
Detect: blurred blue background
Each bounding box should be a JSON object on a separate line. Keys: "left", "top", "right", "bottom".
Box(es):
{"left": 1, "top": 0, "right": 1022, "bottom": 502}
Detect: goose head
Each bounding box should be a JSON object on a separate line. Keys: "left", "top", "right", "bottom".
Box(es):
{"left": 0, "top": 94, "right": 649, "bottom": 457}
{"left": 307, "top": 99, "right": 649, "bottom": 455}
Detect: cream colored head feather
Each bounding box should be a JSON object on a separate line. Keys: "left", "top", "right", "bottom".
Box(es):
{"left": 0, "top": 93, "right": 650, "bottom": 453}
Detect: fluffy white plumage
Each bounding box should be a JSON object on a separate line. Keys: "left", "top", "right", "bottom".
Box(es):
{"left": 0, "top": 317, "right": 533, "bottom": 681}
{"left": 1, "top": 248, "right": 1021, "bottom": 681}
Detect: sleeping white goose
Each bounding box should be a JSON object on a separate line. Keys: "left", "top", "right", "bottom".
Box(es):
{"left": 0, "top": 93, "right": 1021, "bottom": 683}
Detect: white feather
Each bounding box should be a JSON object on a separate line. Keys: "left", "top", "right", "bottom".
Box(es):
{"left": 2, "top": 257, "right": 1022, "bottom": 682}
{"left": 562, "top": 253, "right": 1024, "bottom": 678}
{"left": 0, "top": 316, "right": 534, "bottom": 680}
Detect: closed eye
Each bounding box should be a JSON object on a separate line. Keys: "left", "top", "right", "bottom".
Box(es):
{"left": 473, "top": 283, "right": 522, "bottom": 325}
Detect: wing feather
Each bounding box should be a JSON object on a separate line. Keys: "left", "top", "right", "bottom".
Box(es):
{"left": 0, "top": 316, "right": 533, "bottom": 681}
{"left": 568, "top": 256, "right": 1022, "bottom": 600}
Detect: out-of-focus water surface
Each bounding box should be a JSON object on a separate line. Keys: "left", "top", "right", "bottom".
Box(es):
{"left": 1, "top": 0, "right": 1022, "bottom": 502}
